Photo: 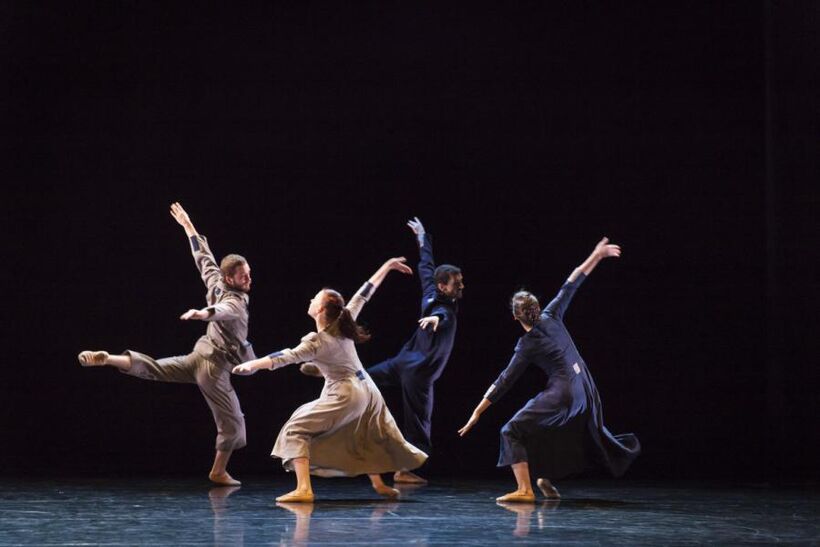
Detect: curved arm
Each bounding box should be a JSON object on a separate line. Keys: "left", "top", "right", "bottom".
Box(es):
{"left": 347, "top": 257, "right": 414, "bottom": 320}
{"left": 367, "top": 256, "right": 413, "bottom": 291}
{"left": 567, "top": 237, "right": 621, "bottom": 283}
{"left": 458, "top": 398, "right": 491, "bottom": 436}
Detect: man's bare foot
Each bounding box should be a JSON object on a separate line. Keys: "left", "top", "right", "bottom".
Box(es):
{"left": 209, "top": 471, "right": 241, "bottom": 486}
{"left": 393, "top": 470, "right": 427, "bottom": 484}
{"left": 372, "top": 483, "right": 400, "bottom": 498}
{"left": 496, "top": 490, "right": 536, "bottom": 503}
{"left": 536, "top": 478, "right": 560, "bottom": 499}
{"left": 276, "top": 489, "right": 315, "bottom": 503}
{"left": 78, "top": 350, "right": 110, "bottom": 367}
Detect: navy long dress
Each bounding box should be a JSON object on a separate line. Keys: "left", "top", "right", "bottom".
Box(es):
{"left": 367, "top": 233, "right": 458, "bottom": 455}
{"left": 485, "top": 273, "right": 640, "bottom": 480}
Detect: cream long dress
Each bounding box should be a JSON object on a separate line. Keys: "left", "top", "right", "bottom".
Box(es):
{"left": 268, "top": 290, "right": 428, "bottom": 477}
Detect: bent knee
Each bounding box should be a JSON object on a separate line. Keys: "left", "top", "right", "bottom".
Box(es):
{"left": 217, "top": 418, "right": 247, "bottom": 451}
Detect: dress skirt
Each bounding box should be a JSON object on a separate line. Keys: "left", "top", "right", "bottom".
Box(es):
{"left": 272, "top": 371, "right": 428, "bottom": 477}
{"left": 498, "top": 366, "right": 640, "bottom": 480}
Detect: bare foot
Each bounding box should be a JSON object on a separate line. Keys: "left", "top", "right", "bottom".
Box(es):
{"left": 372, "top": 483, "right": 400, "bottom": 498}
{"left": 393, "top": 470, "right": 427, "bottom": 484}
{"left": 496, "top": 490, "right": 536, "bottom": 503}
{"left": 209, "top": 471, "right": 241, "bottom": 486}
{"left": 78, "top": 350, "right": 110, "bottom": 367}
{"left": 536, "top": 478, "right": 560, "bottom": 499}
{"left": 276, "top": 489, "right": 315, "bottom": 503}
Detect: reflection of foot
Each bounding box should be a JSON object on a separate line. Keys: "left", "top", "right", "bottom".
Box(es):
{"left": 209, "top": 472, "right": 241, "bottom": 486}
{"left": 393, "top": 470, "right": 427, "bottom": 484}
{"left": 78, "top": 350, "right": 109, "bottom": 367}
{"left": 393, "top": 482, "right": 424, "bottom": 496}
{"left": 370, "top": 501, "right": 400, "bottom": 521}
{"left": 208, "top": 486, "right": 241, "bottom": 516}
{"left": 542, "top": 499, "right": 561, "bottom": 510}
{"left": 276, "top": 490, "right": 315, "bottom": 503}
{"left": 373, "top": 484, "right": 400, "bottom": 498}
{"left": 496, "top": 491, "right": 536, "bottom": 503}
{"left": 209, "top": 485, "right": 241, "bottom": 500}
{"left": 536, "top": 478, "right": 560, "bottom": 499}
{"left": 276, "top": 502, "right": 315, "bottom": 516}
{"left": 497, "top": 502, "right": 535, "bottom": 537}
{"left": 496, "top": 501, "right": 536, "bottom": 515}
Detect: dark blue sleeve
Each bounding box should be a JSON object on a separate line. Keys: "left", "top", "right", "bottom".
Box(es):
{"left": 429, "top": 304, "right": 454, "bottom": 330}
{"left": 418, "top": 233, "right": 437, "bottom": 308}
{"left": 543, "top": 273, "right": 586, "bottom": 322}
{"left": 485, "top": 341, "right": 530, "bottom": 404}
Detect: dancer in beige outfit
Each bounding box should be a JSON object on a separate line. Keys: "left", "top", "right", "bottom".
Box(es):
{"left": 233, "top": 257, "right": 428, "bottom": 502}
{"left": 78, "top": 203, "right": 255, "bottom": 486}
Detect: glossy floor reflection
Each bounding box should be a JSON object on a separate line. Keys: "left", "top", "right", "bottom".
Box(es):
{"left": 0, "top": 477, "right": 817, "bottom": 545}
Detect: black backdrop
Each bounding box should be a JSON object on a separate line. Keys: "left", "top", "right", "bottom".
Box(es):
{"left": 2, "top": 2, "right": 816, "bottom": 481}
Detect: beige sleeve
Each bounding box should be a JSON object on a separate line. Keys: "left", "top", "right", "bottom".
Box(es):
{"left": 269, "top": 332, "right": 322, "bottom": 370}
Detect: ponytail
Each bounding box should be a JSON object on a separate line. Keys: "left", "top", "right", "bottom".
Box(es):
{"left": 321, "top": 289, "right": 371, "bottom": 343}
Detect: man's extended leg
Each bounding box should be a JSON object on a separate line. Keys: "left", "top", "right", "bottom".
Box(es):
{"left": 79, "top": 349, "right": 196, "bottom": 382}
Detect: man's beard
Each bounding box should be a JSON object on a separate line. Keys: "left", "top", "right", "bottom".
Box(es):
{"left": 226, "top": 281, "right": 251, "bottom": 293}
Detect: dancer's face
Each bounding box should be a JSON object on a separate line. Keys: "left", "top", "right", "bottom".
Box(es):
{"left": 225, "top": 263, "right": 252, "bottom": 292}
{"left": 308, "top": 290, "right": 325, "bottom": 318}
{"left": 437, "top": 273, "right": 464, "bottom": 300}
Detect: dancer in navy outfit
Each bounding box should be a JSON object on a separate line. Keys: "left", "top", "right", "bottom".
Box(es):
{"left": 365, "top": 217, "right": 463, "bottom": 484}
{"left": 459, "top": 237, "right": 640, "bottom": 502}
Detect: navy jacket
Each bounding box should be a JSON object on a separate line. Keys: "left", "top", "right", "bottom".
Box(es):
{"left": 486, "top": 273, "right": 591, "bottom": 409}
{"left": 393, "top": 233, "right": 458, "bottom": 383}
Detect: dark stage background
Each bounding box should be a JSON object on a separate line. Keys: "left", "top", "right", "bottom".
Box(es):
{"left": 2, "top": 3, "right": 816, "bottom": 482}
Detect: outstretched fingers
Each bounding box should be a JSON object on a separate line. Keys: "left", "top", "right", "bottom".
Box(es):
{"left": 390, "top": 256, "right": 413, "bottom": 275}
{"left": 406, "top": 216, "right": 424, "bottom": 235}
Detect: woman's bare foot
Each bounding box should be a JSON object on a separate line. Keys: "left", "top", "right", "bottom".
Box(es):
{"left": 496, "top": 490, "right": 535, "bottom": 503}
{"left": 393, "top": 470, "right": 427, "bottom": 484}
{"left": 78, "top": 351, "right": 110, "bottom": 367}
{"left": 209, "top": 471, "right": 241, "bottom": 486}
{"left": 276, "top": 489, "right": 315, "bottom": 503}
{"left": 372, "top": 483, "right": 400, "bottom": 498}
{"left": 536, "top": 478, "right": 560, "bottom": 499}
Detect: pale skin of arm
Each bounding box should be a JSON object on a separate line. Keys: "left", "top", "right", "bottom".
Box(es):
{"left": 232, "top": 257, "right": 412, "bottom": 376}
{"left": 458, "top": 237, "right": 621, "bottom": 437}
{"left": 170, "top": 202, "right": 215, "bottom": 322}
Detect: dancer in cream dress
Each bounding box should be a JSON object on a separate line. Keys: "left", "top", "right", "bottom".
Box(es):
{"left": 233, "top": 257, "right": 427, "bottom": 502}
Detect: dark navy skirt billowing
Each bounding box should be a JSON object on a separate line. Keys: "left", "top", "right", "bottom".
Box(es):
{"left": 497, "top": 369, "right": 640, "bottom": 480}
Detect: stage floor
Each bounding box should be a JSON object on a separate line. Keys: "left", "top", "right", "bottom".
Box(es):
{"left": 0, "top": 477, "right": 816, "bottom": 545}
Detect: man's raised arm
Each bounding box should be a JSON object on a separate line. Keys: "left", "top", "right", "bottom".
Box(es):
{"left": 408, "top": 216, "right": 436, "bottom": 297}
{"left": 170, "top": 202, "right": 221, "bottom": 289}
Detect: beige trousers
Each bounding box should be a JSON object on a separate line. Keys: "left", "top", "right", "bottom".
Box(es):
{"left": 122, "top": 350, "right": 246, "bottom": 452}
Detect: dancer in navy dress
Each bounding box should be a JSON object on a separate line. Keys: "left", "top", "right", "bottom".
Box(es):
{"left": 365, "top": 217, "right": 463, "bottom": 484}
{"left": 459, "top": 237, "right": 640, "bottom": 502}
